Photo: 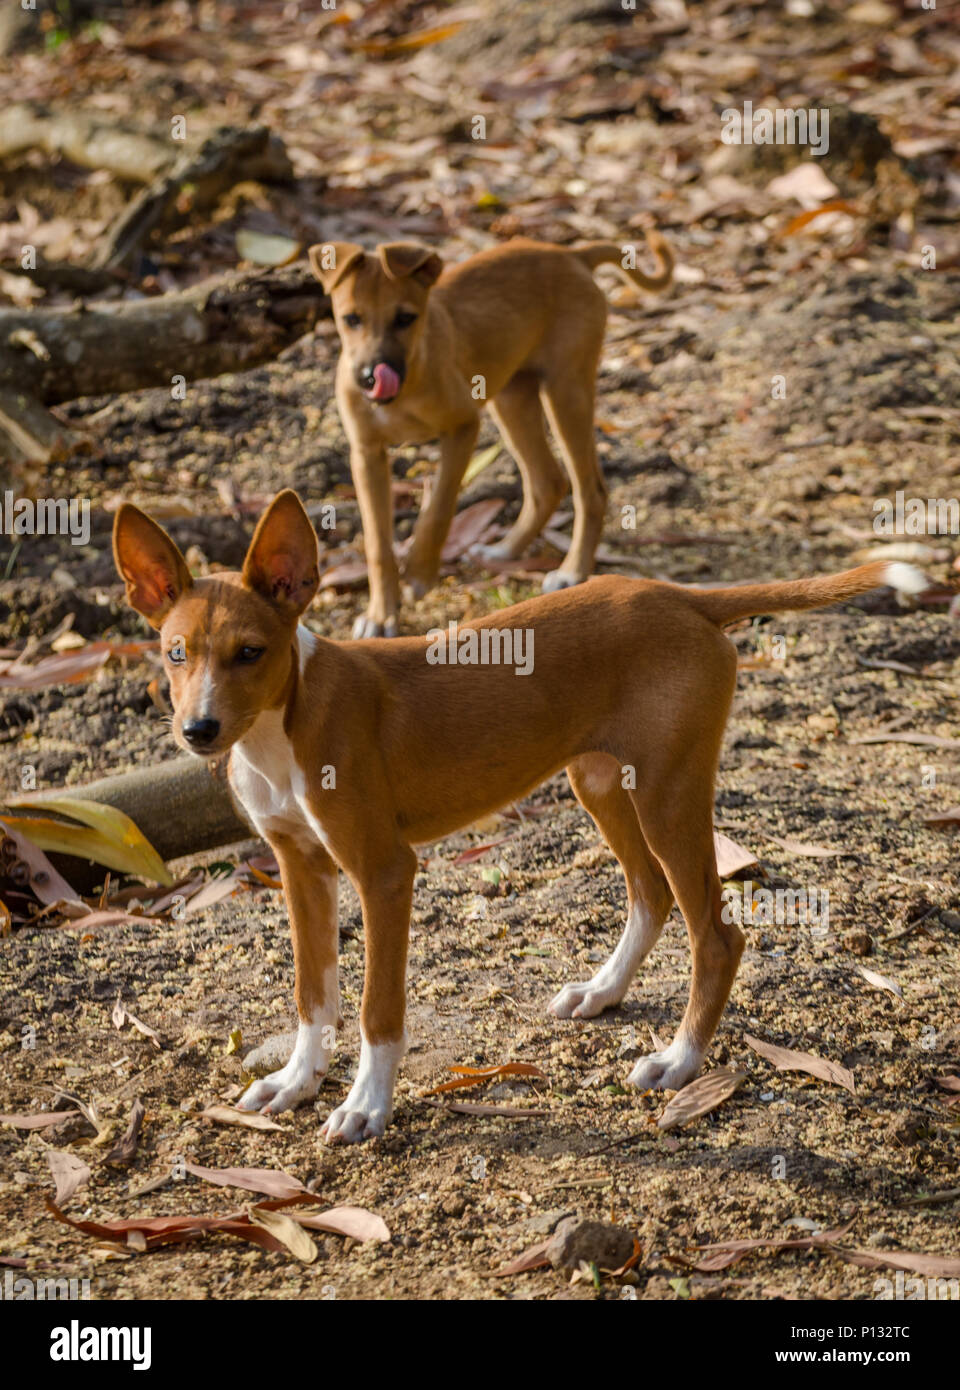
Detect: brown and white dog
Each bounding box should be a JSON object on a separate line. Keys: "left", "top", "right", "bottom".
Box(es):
{"left": 308, "top": 232, "right": 673, "bottom": 638}
{"left": 113, "top": 490, "right": 924, "bottom": 1143}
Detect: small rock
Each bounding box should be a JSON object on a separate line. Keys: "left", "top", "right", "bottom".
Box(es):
{"left": 546, "top": 1217, "right": 636, "bottom": 1273}
{"left": 242, "top": 1031, "right": 298, "bottom": 1077}
{"left": 843, "top": 930, "right": 873, "bottom": 956}
{"left": 524, "top": 1208, "right": 574, "bottom": 1237}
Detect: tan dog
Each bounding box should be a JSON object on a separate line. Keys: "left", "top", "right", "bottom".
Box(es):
{"left": 308, "top": 232, "right": 674, "bottom": 637}
{"left": 113, "top": 490, "right": 925, "bottom": 1143}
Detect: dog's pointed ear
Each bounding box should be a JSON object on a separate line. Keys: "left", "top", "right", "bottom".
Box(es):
{"left": 113, "top": 504, "right": 193, "bottom": 629}
{"left": 307, "top": 241, "right": 366, "bottom": 294}
{"left": 242, "top": 490, "right": 320, "bottom": 616}
{"left": 377, "top": 242, "right": 443, "bottom": 287}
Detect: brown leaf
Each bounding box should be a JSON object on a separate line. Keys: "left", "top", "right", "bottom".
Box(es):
{"left": 290, "top": 1205, "right": 390, "bottom": 1243}
{"left": 442, "top": 498, "right": 505, "bottom": 561}
{"left": 47, "top": 1150, "right": 91, "bottom": 1204}
{"left": 200, "top": 1105, "right": 283, "bottom": 1132}
{"left": 657, "top": 1068, "right": 747, "bottom": 1131}
{"left": 183, "top": 1163, "right": 308, "bottom": 1199}
{"left": 744, "top": 1034, "right": 856, "bottom": 1094}
{"left": 491, "top": 1238, "right": 553, "bottom": 1276}
{"left": 452, "top": 838, "right": 513, "bottom": 866}
{"left": 825, "top": 1246, "right": 960, "bottom": 1278}
{"left": 0, "top": 1109, "right": 81, "bottom": 1129}
{"left": 692, "top": 1216, "right": 859, "bottom": 1271}
{"left": 922, "top": 807, "right": 960, "bottom": 828}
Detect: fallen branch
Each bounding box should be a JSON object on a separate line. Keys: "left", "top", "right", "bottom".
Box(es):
{"left": 0, "top": 261, "right": 329, "bottom": 462}
{"left": 64, "top": 756, "right": 254, "bottom": 864}
{"left": 91, "top": 124, "right": 294, "bottom": 271}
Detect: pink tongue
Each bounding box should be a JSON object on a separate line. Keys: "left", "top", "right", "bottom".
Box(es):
{"left": 370, "top": 362, "right": 400, "bottom": 401}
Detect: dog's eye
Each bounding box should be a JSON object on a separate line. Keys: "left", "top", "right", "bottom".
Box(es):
{"left": 393, "top": 309, "right": 417, "bottom": 329}
{"left": 236, "top": 646, "right": 264, "bottom": 664}
{"left": 342, "top": 312, "right": 361, "bottom": 328}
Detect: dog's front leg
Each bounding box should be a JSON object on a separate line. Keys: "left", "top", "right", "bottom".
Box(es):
{"left": 237, "top": 833, "right": 338, "bottom": 1115}
{"left": 351, "top": 440, "right": 401, "bottom": 638}
{"left": 321, "top": 843, "right": 417, "bottom": 1143}
{"left": 402, "top": 417, "right": 479, "bottom": 600}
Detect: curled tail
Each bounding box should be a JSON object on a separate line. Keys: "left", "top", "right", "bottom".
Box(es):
{"left": 676, "top": 561, "right": 928, "bottom": 629}
{"left": 574, "top": 230, "right": 674, "bottom": 294}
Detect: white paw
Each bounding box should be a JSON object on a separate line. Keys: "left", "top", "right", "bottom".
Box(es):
{"left": 625, "top": 1038, "right": 703, "bottom": 1092}
{"left": 472, "top": 539, "right": 517, "bottom": 562}
{"left": 548, "top": 980, "right": 623, "bottom": 1019}
{"left": 352, "top": 614, "right": 399, "bottom": 639}
{"left": 319, "top": 1036, "right": 402, "bottom": 1144}
{"left": 237, "top": 1059, "right": 323, "bottom": 1116}
{"left": 320, "top": 1099, "right": 390, "bottom": 1145}
{"left": 541, "top": 568, "right": 583, "bottom": 593}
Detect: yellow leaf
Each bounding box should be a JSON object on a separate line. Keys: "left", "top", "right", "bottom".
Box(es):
{"left": 462, "top": 443, "right": 502, "bottom": 489}
{"left": 2, "top": 796, "right": 172, "bottom": 886}
{"left": 247, "top": 1205, "right": 318, "bottom": 1263}
{"left": 225, "top": 1028, "right": 242, "bottom": 1056}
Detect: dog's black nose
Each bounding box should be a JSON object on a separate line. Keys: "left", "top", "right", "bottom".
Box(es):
{"left": 357, "top": 364, "right": 376, "bottom": 390}
{"left": 182, "top": 718, "right": 220, "bottom": 748}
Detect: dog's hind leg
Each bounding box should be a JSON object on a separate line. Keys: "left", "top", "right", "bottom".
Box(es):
{"left": 478, "top": 372, "right": 569, "bottom": 562}
{"left": 623, "top": 643, "right": 743, "bottom": 1091}
{"left": 549, "top": 753, "right": 673, "bottom": 1020}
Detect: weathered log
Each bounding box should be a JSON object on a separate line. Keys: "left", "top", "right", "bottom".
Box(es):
{"left": 92, "top": 125, "right": 294, "bottom": 271}
{"left": 0, "top": 103, "right": 173, "bottom": 183}
{"left": 0, "top": 261, "right": 329, "bottom": 462}
{"left": 70, "top": 755, "right": 252, "bottom": 864}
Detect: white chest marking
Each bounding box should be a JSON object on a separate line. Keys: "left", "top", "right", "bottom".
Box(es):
{"left": 230, "top": 628, "right": 333, "bottom": 850}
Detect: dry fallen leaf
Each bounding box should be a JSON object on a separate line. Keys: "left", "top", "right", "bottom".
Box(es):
{"left": 200, "top": 1105, "right": 283, "bottom": 1132}
{"left": 658, "top": 1068, "right": 748, "bottom": 1131}
{"left": 47, "top": 1150, "right": 92, "bottom": 1205}
{"left": 744, "top": 1034, "right": 856, "bottom": 1094}
{"left": 246, "top": 1204, "right": 318, "bottom": 1263}
{"left": 423, "top": 1061, "right": 547, "bottom": 1096}
{"left": 714, "top": 832, "right": 757, "bottom": 878}
{"left": 0, "top": 1110, "right": 81, "bottom": 1129}
{"left": 183, "top": 1163, "right": 308, "bottom": 1199}
{"left": 857, "top": 966, "right": 903, "bottom": 999}
{"left": 112, "top": 996, "right": 162, "bottom": 1050}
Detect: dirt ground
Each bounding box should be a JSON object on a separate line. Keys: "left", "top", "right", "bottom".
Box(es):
{"left": 1, "top": 0, "right": 959, "bottom": 1301}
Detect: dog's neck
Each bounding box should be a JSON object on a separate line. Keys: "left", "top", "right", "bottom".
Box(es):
{"left": 233, "top": 624, "right": 320, "bottom": 774}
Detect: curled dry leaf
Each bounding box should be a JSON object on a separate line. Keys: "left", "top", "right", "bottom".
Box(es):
{"left": 246, "top": 1205, "right": 317, "bottom": 1264}
{"left": 744, "top": 1033, "right": 856, "bottom": 1094}
{"left": 103, "top": 1098, "right": 145, "bottom": 1165}
{"left": 657, "top": 1067, "right": 747, "bottom": 1131}
{"left": 112, "top": 996, "right": 162, "bottom": 1050}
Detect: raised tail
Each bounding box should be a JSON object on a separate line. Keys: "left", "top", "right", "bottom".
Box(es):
{"left": 675, "top": 560, "right": 928, "bottom": 629}
{"left": 573, "top": 230, "right": 674, "bottom": 294}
